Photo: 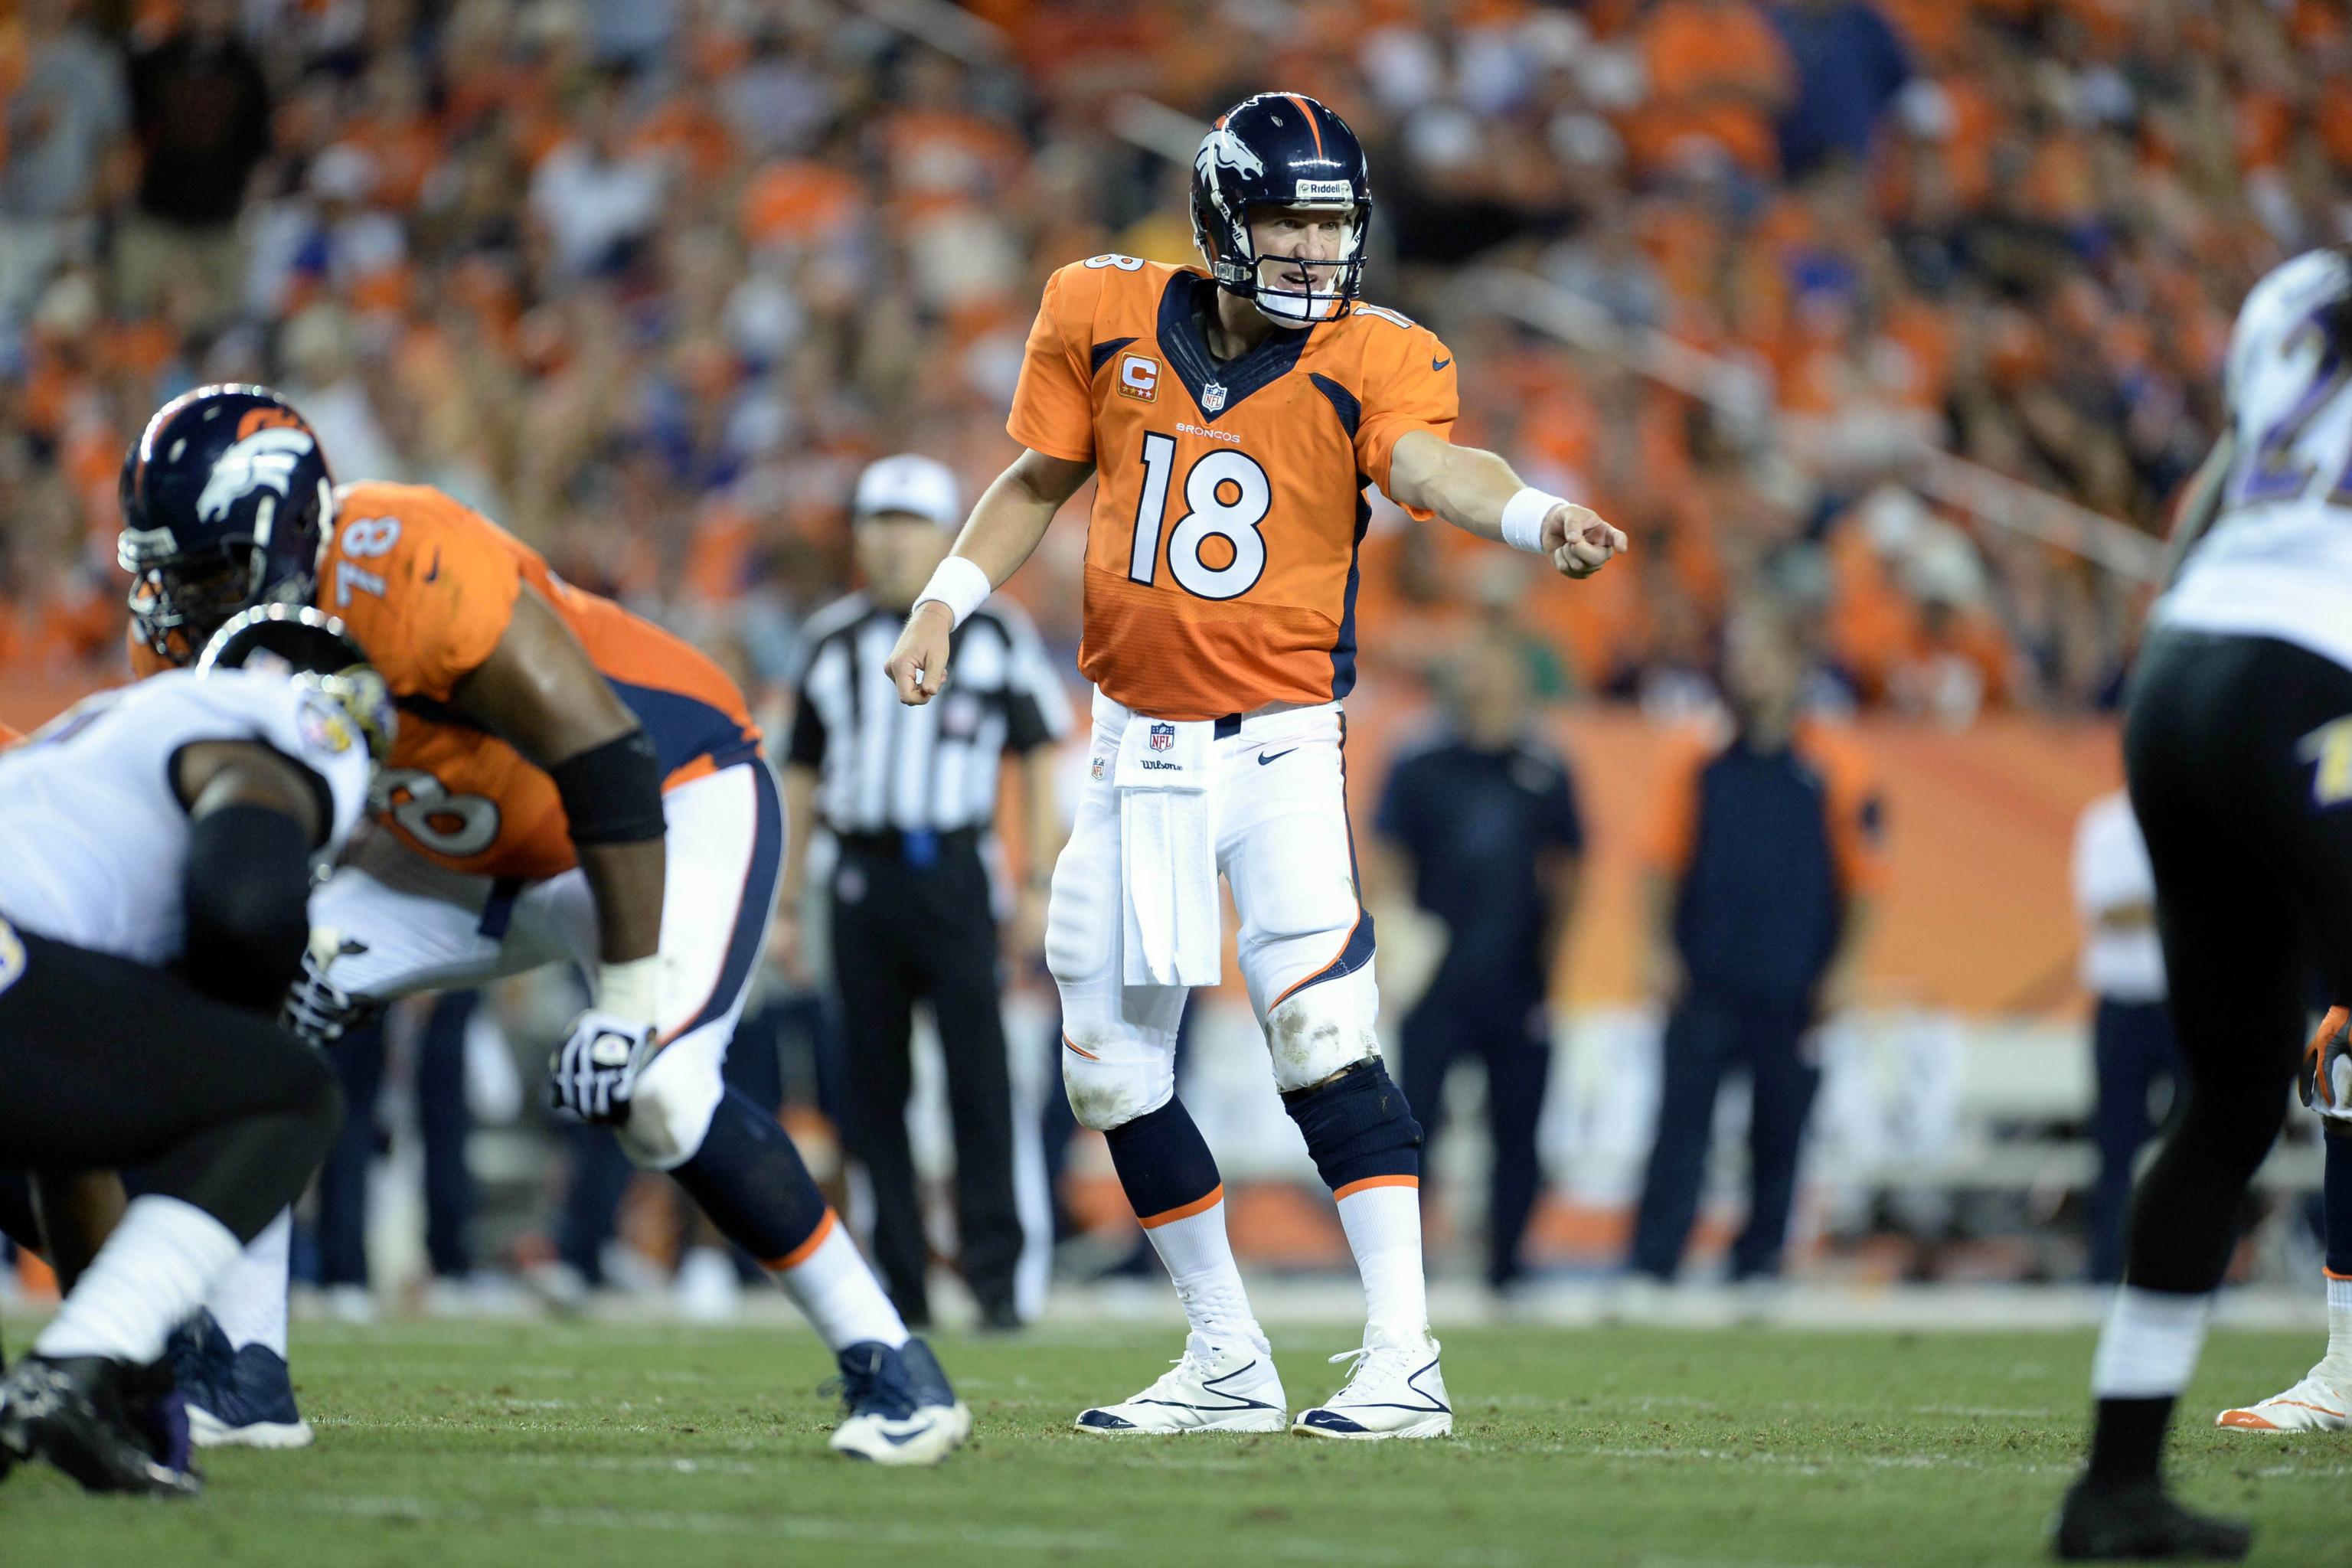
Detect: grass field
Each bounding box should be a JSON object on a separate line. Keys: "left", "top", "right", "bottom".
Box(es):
{"left": 0, "top": 1319, "right": 2345, "bottom": 1566}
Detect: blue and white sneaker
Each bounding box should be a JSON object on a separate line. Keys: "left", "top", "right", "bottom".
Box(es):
{"left": 1292, "top": 1332, "right": 1452, "bottom": 1440}
{"left": 827, "top": 1338, "right": 971, "bottom": 1465}
{"left": 1075, "top": 1331, "right": 1288, "bottom": 1435}
{"left": 166, "top": 1311, "right": 313, "bottom": 1449}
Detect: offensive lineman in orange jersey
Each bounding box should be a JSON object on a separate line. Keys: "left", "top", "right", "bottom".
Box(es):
{"left": 116, "top": 386, "right": 969, "bottom": 1465}
{"left": 887, "top": 93, "right": 1628, "bottom": 1439}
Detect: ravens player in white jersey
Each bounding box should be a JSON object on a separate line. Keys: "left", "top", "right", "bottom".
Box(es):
{"left": 2053, "top": 247, "right": 2352, "bottom": 1560}
{"left": 0, "top": 606, "right": 386, "bottom": 1496}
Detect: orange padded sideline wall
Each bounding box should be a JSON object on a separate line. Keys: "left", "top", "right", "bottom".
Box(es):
{"left": 1334, "top": 704, "right": 2122, "bottom": 1018}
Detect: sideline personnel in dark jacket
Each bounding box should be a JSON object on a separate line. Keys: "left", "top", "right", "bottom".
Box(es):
{"left": 1626, "top": 606, "right": 1885, "bottom": 1283}
{"left": 1373, "top": 631, "right": 1583, "bottom": 1293}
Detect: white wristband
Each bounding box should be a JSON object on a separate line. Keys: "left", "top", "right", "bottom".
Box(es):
{"left": 596, "top": 956, "right": 662, "bottom": 1027}
{"left": 913, "top": 555, "right": 992, "bottom": 629}
{"left": 1500, "top": 487, "right": 1564, "bottom": 555}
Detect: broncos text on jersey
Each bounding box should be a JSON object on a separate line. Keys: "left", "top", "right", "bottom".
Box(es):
{"left": 1009, "top": 256, "right": 1457, "bottom": 722}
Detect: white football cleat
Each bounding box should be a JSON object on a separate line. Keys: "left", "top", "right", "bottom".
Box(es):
{"left": 1292, "top": 1332, "right": 1452, "bottom": 1440}
{"left": 1074, "top": 1331, "right": 1288, "bottom": 1434}
{"left": 826, "top": 1339, "right": 972, "bottom": 1467}
{"left": 2216, "top": 1370, "right": 2352, "bottom": 1432}
{"left": 829, "top": 1401, "right": 972, "bottom": 1465}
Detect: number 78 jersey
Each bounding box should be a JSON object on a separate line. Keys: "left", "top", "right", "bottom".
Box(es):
{"left": 129, "top": 481, "right": 763, "bottom": 881}
{"left": 1009, "top": 256, "right": 1459, "bottom": 722}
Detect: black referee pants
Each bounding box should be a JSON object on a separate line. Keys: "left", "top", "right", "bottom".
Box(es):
{"left": 0, "top": 925, "right": 343, "bottom": 1245}
{"left": 2118, "top": 628, "right": 2352, "bottom": 1298}
{"left": 830, "top": 835, "right": 1021, "bottom": 1323}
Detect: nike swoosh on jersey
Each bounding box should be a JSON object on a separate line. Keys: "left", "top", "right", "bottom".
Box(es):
{"left": 1256, "top": 749, "right": 1297, "bottom": 766}
{"left": 1431, "top": 357, "right": 1451, "bottom": 371}
{"left": 423, "top": 550, "right": 441, "bottom": 583}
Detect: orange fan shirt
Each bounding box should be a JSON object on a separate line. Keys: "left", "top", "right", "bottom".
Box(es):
{"left": 1007, "top": 256, "right": 1458, "bottom": 722}
{"left": 132, "top": 482, "right": 760, "bottom": 881}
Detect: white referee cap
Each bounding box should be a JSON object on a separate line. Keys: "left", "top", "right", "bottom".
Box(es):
{"left": 853, "top": 453, "right": 961, "bottom": 529}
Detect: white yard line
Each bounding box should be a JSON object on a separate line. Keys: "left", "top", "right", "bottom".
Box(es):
{"left": 1475, "top": 1392, "right": 2061, "bottom": 1419}
{"left": 1563, "top": 1444, "right": 2073, "bottom": 1476}
{"left": 1527, "top": 1442, "right": 2352, "bottom": 1480}
{"left": 286, "top": 1494, "right": 1554, "bottom": 1566}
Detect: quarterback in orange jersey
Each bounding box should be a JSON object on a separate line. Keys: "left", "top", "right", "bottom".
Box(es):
{"left": 887, "top": 93, "right": 1627, "bottom": 1439}
{"left": 114, "top": 386, "right": 969, "bottom": 1465}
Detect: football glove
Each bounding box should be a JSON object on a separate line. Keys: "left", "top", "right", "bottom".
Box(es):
{"left": 545, "top": 1011, "right": 658, "bottom": 1124}
{"left": 2299, "top": 1005, "right": 2352, "bottom": 1125}
{"left": 282, "top": 929, "right": 377, "bottom": 1045}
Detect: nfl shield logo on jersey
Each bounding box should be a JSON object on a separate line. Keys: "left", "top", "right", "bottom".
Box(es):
{"left": 1200, "top": 381, "right": 1227, "bottom": 415}
{"left": 1149, "top": 722, "right": 1175, "bottom": 752}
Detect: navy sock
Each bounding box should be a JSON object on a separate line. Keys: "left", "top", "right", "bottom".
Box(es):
{"left": 1282, "top": 1060, "right": 1422, "bottom": 1194}
{"left": 1102, "top": 1097, "right": 1223, "bottom": 1225}
{"left": 2327, "top": 1128, "right": 2352, "bottom": 1278}
{"left": 671, "top": 1087, "right": 831, "bottom": 1266}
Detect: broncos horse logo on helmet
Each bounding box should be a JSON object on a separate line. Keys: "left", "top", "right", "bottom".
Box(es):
{"left": 118, "top": 385, "right": 336, "bottom": 665}
{"left": 1190, "top": 92, "right": 1372, "bottom": 327}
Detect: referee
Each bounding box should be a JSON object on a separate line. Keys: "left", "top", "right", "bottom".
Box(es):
{"left": 776, "top": 454, "right": 1070, "bottom": 1330}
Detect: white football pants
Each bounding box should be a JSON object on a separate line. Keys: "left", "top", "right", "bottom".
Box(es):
{"left": 1049, "top": 692, "right": 1380, "bottom": 1131}
{"left": 201, "top": 762, "right": 782, "bottom": 1352}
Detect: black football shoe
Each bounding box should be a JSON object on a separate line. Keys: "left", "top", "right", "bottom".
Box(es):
{"left": 2052, "top": 1475, "right": 2251, "bottom": 1560}
{"left": 0, "top": 1354, "right": 201, "bottom": 1498}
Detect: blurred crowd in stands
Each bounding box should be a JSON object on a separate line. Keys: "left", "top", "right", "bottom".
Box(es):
{"left": 0, "top": 0, "right": 2338, "bottom": 724}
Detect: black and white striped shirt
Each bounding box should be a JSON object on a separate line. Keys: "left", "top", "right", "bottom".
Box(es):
{"left": 786, "top": 593, "right": 1073, "bottom": 834}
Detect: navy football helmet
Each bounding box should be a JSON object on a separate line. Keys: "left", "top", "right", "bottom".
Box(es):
{"left": 1191, "top": 92, "right": 1371, "bottom": 325}
{"left": 198, "top": 604, "right": 396, "bottom": 767}
{"left": 118, "top": 385, "right": 335, "bottom": 665}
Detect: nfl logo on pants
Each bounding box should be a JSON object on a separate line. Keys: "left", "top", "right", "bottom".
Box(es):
{"left": 1149, "top": 722, "right": 1175, "bottom": 752}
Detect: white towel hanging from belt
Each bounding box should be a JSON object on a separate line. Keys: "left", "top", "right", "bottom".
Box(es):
{"left": 1112, "top": 711, "right": 1220, "bottom": 988}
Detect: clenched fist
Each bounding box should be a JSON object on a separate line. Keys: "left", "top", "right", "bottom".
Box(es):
{"left": 1544, "top": 503, "right": 1628, "bottom": 580}
{"left": 884, "top": 602, "right": 954, "bottom": 705}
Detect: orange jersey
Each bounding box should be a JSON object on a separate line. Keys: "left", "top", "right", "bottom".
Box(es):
{"left": 0, "top": 723, "right": 20, "bottom": 748}
{"left": 1008, "top": 256, "right": 1457, "bottom": 721}
{"left": 133, "top": 482, "right": 760, "bottom": 880}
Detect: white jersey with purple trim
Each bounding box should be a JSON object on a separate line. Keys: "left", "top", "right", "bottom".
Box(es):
{"left": 2161, "top": 249, "right": 2352, "bottom": 671}
{"left": 0, "top": 668, "right": 371, "bottom": 966}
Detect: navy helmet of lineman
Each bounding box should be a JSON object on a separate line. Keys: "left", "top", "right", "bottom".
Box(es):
{"left": 1191, "top": 91, "right": 1372, "bottom": 327}
{"left": 118, "top": 385, "right": 336, "bottom": 666}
